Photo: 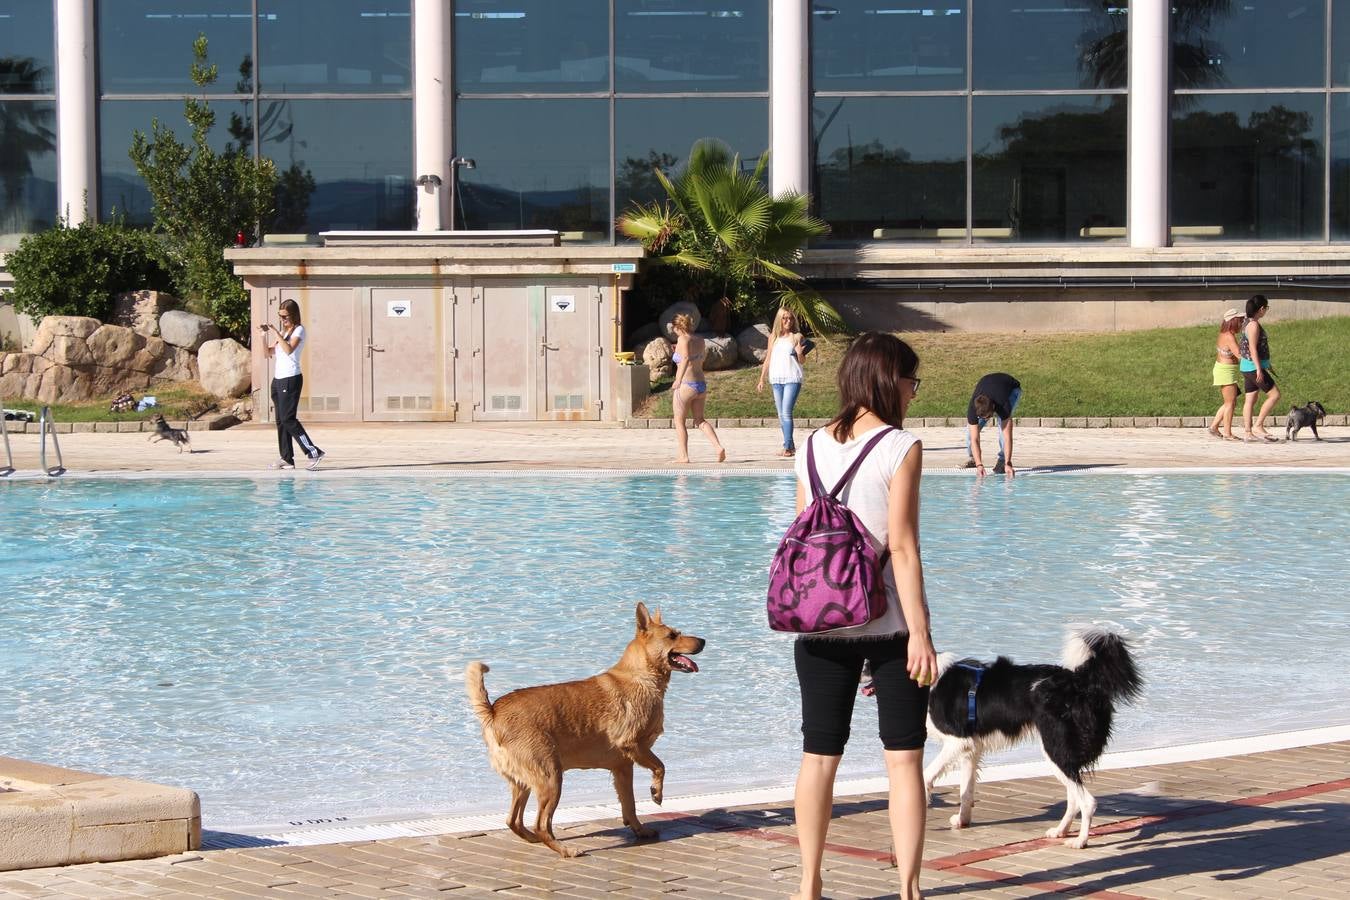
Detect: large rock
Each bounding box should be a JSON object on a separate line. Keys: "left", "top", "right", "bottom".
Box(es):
{"left": 151, "top": 347, "right": 199, "bottom": 383}
{"left": 737, "top": 323, "right": 771, "bottom": 364}
{"left": 111, "top": 290, "right": 179, "bottom": 337}
{"left": 86, "top": 324, "right": 145, "bottom": 369}
{"left": 159, "top": 310, "right": 220, "bottom": 351}
{"left": 642, "top": 337, "right": 674, "bottom": 382}
{"left": 197, "top": 338, "right": 251, "bottom": 398}
{"left": 658, "top": 302, "right": 702, "bottom": 341}
{"left": 702, "top": 333, "right": 739, "bottom": 371}
{"left": 29, "top": 316, "right": 101, "bottom": 358}
{"left": 626, "top": 321, "right": 662, "bottom": 351}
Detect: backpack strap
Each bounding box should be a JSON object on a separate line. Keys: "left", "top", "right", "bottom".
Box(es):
{"left": 806, "top": 426, "right": 896, "bottom": 501}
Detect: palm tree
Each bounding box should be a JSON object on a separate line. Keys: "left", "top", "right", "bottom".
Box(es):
{"left": 0, "top": 57, "right": 56, "bottom": 232}
{"left": 617, "top": 139, "right": 845, "bottom": 336}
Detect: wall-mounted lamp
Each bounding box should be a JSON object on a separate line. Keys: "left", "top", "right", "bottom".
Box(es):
{"left": 448, "top": 156, "right": 477, "bottom": 231}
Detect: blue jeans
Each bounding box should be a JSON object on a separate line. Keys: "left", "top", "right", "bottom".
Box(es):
{"left": 771, "top": 381, "right": 802, "bottom": 451}
{"left": 966, "top": 387, "right": 1021, "bottom": 464}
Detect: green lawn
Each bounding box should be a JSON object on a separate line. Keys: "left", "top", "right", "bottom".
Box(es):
{"left": 638, "top": 317, "right": 1350, "bottom": 419}
{"left": 4, "top": 383, "right": 223, "bottom": 424}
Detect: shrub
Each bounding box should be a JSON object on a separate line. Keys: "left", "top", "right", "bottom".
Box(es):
{"left": 5, "top": 219, "right": 174, "bottom": 322}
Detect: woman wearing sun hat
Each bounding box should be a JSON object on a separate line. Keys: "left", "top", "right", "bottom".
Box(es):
{"left": 1207, "top": 307, "right": 1245, "bottom": 440}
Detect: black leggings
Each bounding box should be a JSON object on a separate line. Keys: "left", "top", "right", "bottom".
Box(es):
{"left": 271, "top": 373, "right": 321, "bottom": 464}
{"left": 795, "top": 633, "right": 928, "bottom": 755}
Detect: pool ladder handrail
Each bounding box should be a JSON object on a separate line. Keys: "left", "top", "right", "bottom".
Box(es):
{"left": 39, "top": 405, "right": 65, "bottom": 476}
{"left": 0, "top": 397, "right": 13, "bottom": 477}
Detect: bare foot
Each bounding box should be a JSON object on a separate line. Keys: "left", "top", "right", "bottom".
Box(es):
{"left": 673, "top": 457, "right": 690, "bottom": 464}
{"left": 717, "top": 449, "right": 727, "bottom": 463}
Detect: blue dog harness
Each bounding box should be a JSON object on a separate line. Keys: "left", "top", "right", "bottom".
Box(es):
{"left": 954, "top": 662, "right": 985, "bottom": 729}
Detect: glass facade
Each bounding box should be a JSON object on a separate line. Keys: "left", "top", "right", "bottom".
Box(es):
{"left": 813, "top": 2, "right": 1128, "bottom": 243}
{"left": 94, "top": 1, "right": 414, "bottom": 233}
{"left": 10, "top": 2, "right": 1350, "bottom": 244}
{"left": 1, "top": 0, "right": 56, "bottom": 240}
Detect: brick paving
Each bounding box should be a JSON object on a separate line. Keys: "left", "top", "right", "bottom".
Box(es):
{"left": 2, "top": 740, "right": 1346, "bottom": 898}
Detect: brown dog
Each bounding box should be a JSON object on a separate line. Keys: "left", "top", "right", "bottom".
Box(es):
{"left": 465, "top": 602, "right": 705, "bottom": 858}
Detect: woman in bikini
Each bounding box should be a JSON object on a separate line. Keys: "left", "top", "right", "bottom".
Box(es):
{"left": 670, "top": 313, "right": 726, "bottom": 463}
{"left": 1207, "top": 308, "right": 1245, "bottom": 440}
{"left": 1239, "top": 294, "right": 1282, "bottom": 443}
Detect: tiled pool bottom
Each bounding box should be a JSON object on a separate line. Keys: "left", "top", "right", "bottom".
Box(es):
{"left": 3, "top": 471, "right": 1347, "bottom": 831}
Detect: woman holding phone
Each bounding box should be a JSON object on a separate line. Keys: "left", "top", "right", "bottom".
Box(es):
{"left": 260, "top": 298, "right": 326, "bottom": 469}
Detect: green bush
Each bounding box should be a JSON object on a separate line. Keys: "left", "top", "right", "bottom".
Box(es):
{"left": 5, "top": 219, "right": 174, "bottom": 322}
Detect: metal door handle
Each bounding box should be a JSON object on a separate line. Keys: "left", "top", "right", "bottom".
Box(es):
{"left": 539, "top": 337, "right": 559, "bottom": 356}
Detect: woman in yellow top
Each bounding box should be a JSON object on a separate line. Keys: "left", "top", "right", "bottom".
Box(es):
{"left": 1207, "top": 308, "right": 1244, "bottom": 441}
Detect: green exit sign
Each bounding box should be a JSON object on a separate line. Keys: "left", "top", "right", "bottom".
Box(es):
{"left": 611, "top": 262, "right": 637, "bottom": 273}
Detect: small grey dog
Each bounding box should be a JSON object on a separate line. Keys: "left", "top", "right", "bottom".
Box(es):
{"left": 1285, "top": 401, "right": 1326, "bottom": 441}
{"left": 147, "top": 413, "right": 191, "bottom": 452}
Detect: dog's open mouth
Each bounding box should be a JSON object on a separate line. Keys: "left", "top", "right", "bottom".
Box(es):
{"left": 668, "top": 652, "right": 699, "bottom": 673}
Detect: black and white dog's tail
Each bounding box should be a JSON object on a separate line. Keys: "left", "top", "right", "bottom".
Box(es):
{"left": 1059, "top": 627, "right": 1143, "bottom": 707}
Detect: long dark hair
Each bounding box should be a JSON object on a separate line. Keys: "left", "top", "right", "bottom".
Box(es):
{"left": 279, "top": 298, "right": 302, "bottom": 329}
{"left": 828, "top": 332, "right": 919, "bottom": 441}
{"left": 1244, "top": 294, "right": 1268, "bottom": 318}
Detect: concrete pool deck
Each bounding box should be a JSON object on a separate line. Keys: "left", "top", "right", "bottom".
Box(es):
{"left": 2, "top": 419, "right": 1347, "bottom": 475}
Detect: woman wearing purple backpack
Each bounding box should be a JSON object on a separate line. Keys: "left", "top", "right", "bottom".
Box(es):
{"left": 790, "top": 332, "right": 937, "bottom": 900}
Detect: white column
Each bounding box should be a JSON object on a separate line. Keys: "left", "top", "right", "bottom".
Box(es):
{"left": 413, "top": 0, "right": 452, "bottom": 231}
{"left": 769, "top": 0, "right": 810, "bottom": 199}
{"left": 1129, "top": 0, "right": 1169, "bottom": 247}
{"left": 55, "top": 0, "right": 97, "bottom": 225}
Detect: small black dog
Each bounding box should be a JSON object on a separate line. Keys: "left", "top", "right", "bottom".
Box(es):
{"left": 1285, "top": 401, "right": 1326, "bottom": 442}
{"left": 147, "top": 413, "right": 191, "bottom": 453}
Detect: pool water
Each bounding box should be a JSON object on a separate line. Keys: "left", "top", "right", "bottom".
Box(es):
{"left": 2, "top": 472, "right": 1347, "bottom": 829}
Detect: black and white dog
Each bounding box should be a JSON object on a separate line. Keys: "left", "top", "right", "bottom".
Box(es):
{"left": 147, "top": 413, "right": 191, "bottom": 453}
{"left": 923, "top": 629, "right": 1142, "bottom": 849}
{"left": 1285, "top": 401, "right": 1326, "bottom": 442}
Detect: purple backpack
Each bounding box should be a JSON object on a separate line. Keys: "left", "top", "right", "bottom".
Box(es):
{"left": 766, "top": 427, "right": 894, "bottom": 634}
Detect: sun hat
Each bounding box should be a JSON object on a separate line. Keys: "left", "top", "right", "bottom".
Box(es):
{"left": 1222, "top": 308, "right": 1243, "bottom": 321}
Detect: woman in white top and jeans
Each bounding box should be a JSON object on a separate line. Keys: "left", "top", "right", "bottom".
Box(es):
{"left": 260, "top": 298, "right": 325, "bottom": 470}
{"left": 790, "top": 332, "right": 937, "bottom": 900}
{"left": 757, "top": 308, "right": 806, "bottom": 457}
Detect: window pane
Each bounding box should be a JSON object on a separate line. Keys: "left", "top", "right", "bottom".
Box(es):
{"left": 616, "top": 99, "right": 767, "bottom": 214}
{"left": 974, "top": 2, "right": 1128, "bottom": 90}
{"left": 973, "top": 95, "right": 1126, "bottom": 242}
{"left": 1, "top": 0, "right": 55, "bottom": 94}
{"left": 1333, "top": 93, "right": 1350, "bottom": 238}
{"left": 812, "top": 96, "right": 965, "bottom": 241}
{"left": 0, "top": 99, "right": 56, "bottom": 240}
{"left": 615, "top": 0, "right": 768, "bottom": 93}
{"left": 1333, "top": 0, "right": 1350, "bottom": 86}
{"left": 98, "top": 1, "right": 253, "bottom": 95}
{"left": 454, "top": 1, "right": 608, "bottom": 94}
{"left": 269, "top": 99, "right": 413, "bottom": 231}
{"left": 455, "top": 100, "right": 609, "bottom": 235}
{"left": 1172, "top": 1, "right": 1324, "bottom": 90}
{"left": 258, "top": 1, "right": 411, "bottom": 93}
{"left": 99, "top": 99, "right": 251, "bottom": 224}
{"left": 1172, "top": 94, "right": 1324, "bottom": 241}
{"left": 812, "top": 3, "right": 966, "bottom": 92}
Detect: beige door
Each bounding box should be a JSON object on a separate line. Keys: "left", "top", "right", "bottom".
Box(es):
{"left": 365, "top": 286, "right": 456, "bottom": 421}
{"left": 539, "top": 285, "right": 601, "bottom": 420}
{"left": 271, "top": 287, "right": 360, "bottom": 421}
{"left": 473, "top": 282, "right": 535, "bottom": 421}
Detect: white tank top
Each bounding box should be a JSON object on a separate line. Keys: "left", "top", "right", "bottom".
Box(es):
{"left": 273, "top": 325, "right": 305, "bottom": 379}
{"left": 767, "top": 335, "right": 803, "bottom": 384}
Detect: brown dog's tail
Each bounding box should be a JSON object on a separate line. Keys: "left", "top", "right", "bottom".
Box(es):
{"left": 465, "top": 661, "right": 494, "bottom": 725}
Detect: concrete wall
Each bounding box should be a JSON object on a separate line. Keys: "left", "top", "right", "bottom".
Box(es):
{"left": 823, "top": 287, "right": 1350, "bottom": 334}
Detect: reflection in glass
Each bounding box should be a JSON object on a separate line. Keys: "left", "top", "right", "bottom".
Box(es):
{"left": 812, "top": 96, "right": 965, "bottom": 241}
{"left": 258, "top": 1, "right": 411, "bottom": 93}
{"left": 1171, "top": 0, "right": 1323, "bottom": 90}
{"left": 454, "top": 1, "right": 608, "bottom": 94}
{"left": 99, "top": 100, "right": 250, "bottom": 224}
{"left": 615, "top": 99, "right": 767, "bottom": 215}
{"left": 0, "top": 0, "right": 54, "bottom": 94}
{"left": 98, "top": 1, "right": 253, "bottom": 95}
{"left": 456, "top": 100, "right": 609, "bottom": 236}
{"left": 973, "top": 96, "right": 1126, "bottom": 242}
{"left": 1333, "top": 0, "right": 1350, "bottom": 86}
{"left": 0, "top": 99, "right": 56, "bottom": 238}
{"left": 974, "top": 1, "right": 1128, "bottom": 90}
{"left": 1332, "top": 94, "right": 1350, "bottom": 238}
{"left": 1172, "top": 94, "right": 1324, "bottom": 241}
{"left": 267, "top": 100, "right": 413, "bottom": 231}
{"left": 615, "top": 0, "right": 768, "bottom": 92}
{"left": 811, "top": 2, "right": 965, "bottom": 92}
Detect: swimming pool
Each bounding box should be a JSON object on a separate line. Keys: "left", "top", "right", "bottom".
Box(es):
{"left": 2, "top": 471, "right": 1347, "bottom": 831}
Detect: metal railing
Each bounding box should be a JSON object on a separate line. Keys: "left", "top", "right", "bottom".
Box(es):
{"left": 39, "top": 405, "right": 64, "bottom": 477}
{"left": 0, "top": 399, "right": 13, "bottom": 477}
